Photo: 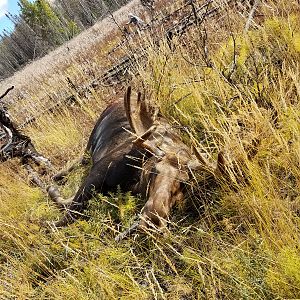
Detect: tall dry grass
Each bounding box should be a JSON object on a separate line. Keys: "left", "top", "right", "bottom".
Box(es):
{"left": 1, "top": 0, "right": 300, "bottom": 299}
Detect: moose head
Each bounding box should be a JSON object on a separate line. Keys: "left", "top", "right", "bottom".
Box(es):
{"left": 123, "top": 87, "right": 226, "bottom": 229}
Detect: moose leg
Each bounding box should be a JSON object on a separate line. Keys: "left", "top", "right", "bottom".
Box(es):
{"left": 115, "top": 164, "right": 187, "bottom": 241}
{"left": 49, "top": 163, "right": 111, "bottom": 227}
{"left": 47, "top": 186, "right": 73, "bottom": 208}
{"left": 53, "top": 156, "right": 89, "bottom": 182}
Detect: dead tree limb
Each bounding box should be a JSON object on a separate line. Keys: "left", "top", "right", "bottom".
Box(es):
{"left": 244, "top": 0, "right": 259, "bottom": 32}
{"left": 0, "top": 86, "right": 14, "bottom": 100}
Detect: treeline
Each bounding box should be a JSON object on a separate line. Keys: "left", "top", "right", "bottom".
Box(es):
{"left": 0, "top": 0, "right": 130, "bottom": 80}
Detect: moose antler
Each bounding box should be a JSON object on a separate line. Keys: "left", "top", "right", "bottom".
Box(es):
{"left": 124, "top": 86, "right": 155, "bottom": 136}
{"left": 124, "top": 86, "right": 165, "bottom": 156}
{"left": 191, "top": 145, "right": 215, "bottom": 171}
{"left": 124, "top": 86, "right": 228, "bottom": 176}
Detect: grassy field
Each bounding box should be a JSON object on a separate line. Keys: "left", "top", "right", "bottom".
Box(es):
{"left": 1, "top": 0, "right": 300, "bottom": 299}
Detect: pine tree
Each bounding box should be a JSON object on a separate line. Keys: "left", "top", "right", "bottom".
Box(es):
{"left": 19, "top": 0, "right": 71, "bottom": 46}
{"left": 0, "top": 0, "right": 131, "bottom": 80}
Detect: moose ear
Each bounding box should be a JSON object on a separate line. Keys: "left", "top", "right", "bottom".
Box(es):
{"left": 189, "top": 146, "right": 228, "bottom": 178}
{"left": 189, "top": 145, "right": 216, "bottom": 173}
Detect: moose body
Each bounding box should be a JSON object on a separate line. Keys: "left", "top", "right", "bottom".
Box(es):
{"left": 49, "top": 87, "right": 225, "bottom": 232}
{"left": 49, "top": 101, "right": 149, "bottom": 224}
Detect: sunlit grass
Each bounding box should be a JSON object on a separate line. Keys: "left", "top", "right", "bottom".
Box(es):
{"left": 1, "top": 0, "right": 300, "bottom": 299}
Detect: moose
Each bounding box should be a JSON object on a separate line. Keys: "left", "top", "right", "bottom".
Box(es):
{"left": 47, "top": 86, "right": 226, "bottom": 238}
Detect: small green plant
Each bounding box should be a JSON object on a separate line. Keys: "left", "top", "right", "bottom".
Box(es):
{"left": 87, "top": 188, "right": 140, "bottom": 232}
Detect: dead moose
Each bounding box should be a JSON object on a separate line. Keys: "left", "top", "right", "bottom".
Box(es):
{"left": 47, "top": 86, "right": 226, "bottom": 239}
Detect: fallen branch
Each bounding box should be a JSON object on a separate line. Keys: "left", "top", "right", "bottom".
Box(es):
{"left": 244, "top": 0, "right": 259, "bottom": 32}
{"left": 0, "top": 86, "right": 14, "bottom": 100}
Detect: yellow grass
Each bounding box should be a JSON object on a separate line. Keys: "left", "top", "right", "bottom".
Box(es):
{"left": 1, "top": 0, "right": 300, "bottom": 298}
